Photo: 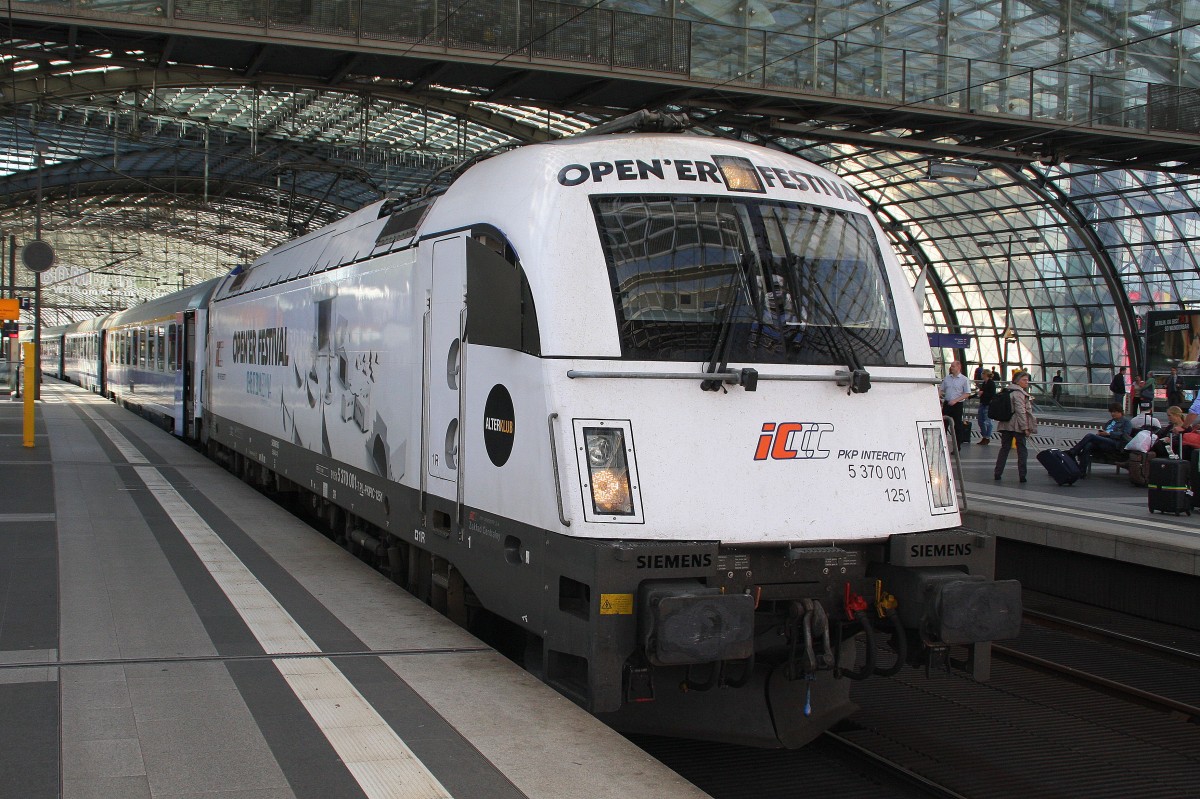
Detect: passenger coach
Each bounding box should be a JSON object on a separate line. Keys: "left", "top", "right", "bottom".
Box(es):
{"left": 106, "top": 279, "right": 219, "bottom": 436}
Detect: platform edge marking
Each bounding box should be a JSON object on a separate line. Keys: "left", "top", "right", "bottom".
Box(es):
{"left": 79, "top": 405, "right": 455, "bottom": 799}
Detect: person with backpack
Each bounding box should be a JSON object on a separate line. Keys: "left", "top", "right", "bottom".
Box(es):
{"left": 1138, "top": 374, "right": 1157, "bottom": 412}
{"left": 1110, "top": 367, "right": 1127, "bottom": 408}
{"left": 993, "top": 371, "right": 1037, "bottom": 482}
{"left": 976, "top": 369, "right": 997, "bottom": 444}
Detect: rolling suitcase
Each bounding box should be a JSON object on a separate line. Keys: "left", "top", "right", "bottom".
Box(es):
{"left": 1148, "top": 458, "right": 1192, "bottom": 515}
{"left": 1191, "top": 450, "right": 1200, "bottom": 508}
{"left": 1037, "top": 448, "right": 1082, "bottom": 486}
{"left": 1127, "top": 451, "right": 1152, "bottom": 488}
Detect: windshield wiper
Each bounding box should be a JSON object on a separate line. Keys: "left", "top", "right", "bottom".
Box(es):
{"left": 701, "top": 254, "right": 761, "bottom": 393}
{"left": 700, "top": 298, "right": 738, "bottom": 392}
{"left": 785, "top": 253, "right": 871, "bottom": 394}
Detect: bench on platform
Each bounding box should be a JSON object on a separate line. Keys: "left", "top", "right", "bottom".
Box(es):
{"left": 1088, "top": 449, "right": 1131, "bottom": 475}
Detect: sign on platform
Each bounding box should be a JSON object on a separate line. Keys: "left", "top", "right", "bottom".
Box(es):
{"left": 0, "top": 298, "right": 20, "bottom": 320}
{"left": 928, "top": 332, "right": 973, "bottom": 349}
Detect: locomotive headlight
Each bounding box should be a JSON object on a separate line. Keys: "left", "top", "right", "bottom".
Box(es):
{"left": 714, "top": 155, "right": 766, "bottom": 193}
{"left": 587, "top": 432, "right": 617, "bottom": 468}
{"left": 590, "top": 467, "right": 632, "bottom": 514}
{"left": 582, "top": 427, "right": 635, "bottom": 515}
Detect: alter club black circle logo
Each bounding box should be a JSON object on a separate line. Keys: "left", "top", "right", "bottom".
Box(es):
{"left": 483, "top": 384, "right": 515, "bottom": 467}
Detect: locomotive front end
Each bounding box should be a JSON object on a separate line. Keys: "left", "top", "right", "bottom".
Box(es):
{"left": 475, "top": 134, "right": 1023, "bottom": 746}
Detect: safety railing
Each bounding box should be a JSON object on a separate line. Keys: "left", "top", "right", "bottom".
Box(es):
{"left": 965, "top": 380, "right": 1190, "bottom": 416}
{"left": 11, "top": 0, "right": 1184, "bottom": 136}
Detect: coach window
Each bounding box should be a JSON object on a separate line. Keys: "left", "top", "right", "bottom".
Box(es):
{"left": 157, "top": 326, "right": 165, "bottom": 371}
{"left": 465, "top": 230, "right": 540, "bottom": 355}
{"left": 167, "top": 324, "right": 177, "bottom": 372}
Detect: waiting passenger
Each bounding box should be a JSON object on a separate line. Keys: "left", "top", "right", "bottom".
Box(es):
{"left": 976, "top": 369, "right": 997, "bottom": 445}
{"left": 1067, "top": 404, "right": 1133, "bottom": 475}
{"left": 1131, "top": 401, "right": 1162, "bottom": 432}
{"left": 1182, "top": 391, "right": 1200, "bottom": 429}
{"left": 1151, "top": 405, "right": 1190, "bottom": 458}
{"left": 993, "top": 371, "right": 1037, "bottom": 483}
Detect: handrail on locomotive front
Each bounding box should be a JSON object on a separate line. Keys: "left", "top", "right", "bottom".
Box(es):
{"left": 943, "top": 415, "right": 969, "bottom": 512}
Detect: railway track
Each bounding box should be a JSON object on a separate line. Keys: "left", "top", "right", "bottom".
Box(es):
{"left": 1023, "top": 608, "right": 1200, "bottom": 666}
{"left": 993, "top": 643, "right": 1200, "bottom": 723}
{"left": 630, "top": 730, "right": 966, "bottom": 799}
{"left": 820, "top": 731, "right": 970, "bottom": 799}
{"left": 994, "top": 608, "right": 1200, "bottom": 724}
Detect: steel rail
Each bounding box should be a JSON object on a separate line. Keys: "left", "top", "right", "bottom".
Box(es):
{"left": 821, "top": 731, "right": 971, "bottom": 799}
{"left": 992, "top": 644, "right": 1200, "bottom": 723}
{"left": 1023, "top": 608, "right": 1200, "bottom": 667}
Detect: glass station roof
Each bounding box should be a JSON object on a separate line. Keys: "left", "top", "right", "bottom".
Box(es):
{"left": 2, "top": 0, "right": 1200, "bottom": 386}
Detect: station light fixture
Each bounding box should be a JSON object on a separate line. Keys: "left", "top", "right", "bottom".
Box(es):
{"left": 925, "top": 161, "right": 980, "bottom": 181}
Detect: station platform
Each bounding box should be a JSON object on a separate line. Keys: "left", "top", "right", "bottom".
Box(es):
{"left": 0, "top": 381, "right": 708, "bottom": 799}
{"left": 956, "top": 410, "right": 1200, "bottom": 577}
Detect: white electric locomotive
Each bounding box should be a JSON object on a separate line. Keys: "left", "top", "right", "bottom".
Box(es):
{"left": 200, "top": 129, "right": 1020, "bottom": 746}
{"left": 33, "top": 126, "right": 1021, "bottom": 747}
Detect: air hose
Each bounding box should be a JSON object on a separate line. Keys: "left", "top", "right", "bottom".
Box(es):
{"left": 872, "top": 609, "right": 908, "bottom": 677}
{"left": 836, "top": 610, "right": 878, "bottom": 680}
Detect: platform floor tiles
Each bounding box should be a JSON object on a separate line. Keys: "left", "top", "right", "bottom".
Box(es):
{"left": 0, "top": 382, "right": 709, "bottom": 799}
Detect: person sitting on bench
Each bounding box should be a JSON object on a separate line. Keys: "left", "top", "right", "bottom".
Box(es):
{"left": 1151, "top": 405, "right": 1190, "bottom": 458}
{"left": 1067, "top": 404, "right": 1134, "bottom": 475}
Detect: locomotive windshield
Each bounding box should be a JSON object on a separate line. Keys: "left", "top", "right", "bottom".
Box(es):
{"left": 594, "top": 195, "right": 906, "bottom": 366}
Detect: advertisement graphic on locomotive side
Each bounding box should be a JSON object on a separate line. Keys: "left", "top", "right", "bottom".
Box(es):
{"left": 211, "top": 258, "right": 416, "bottom": 499}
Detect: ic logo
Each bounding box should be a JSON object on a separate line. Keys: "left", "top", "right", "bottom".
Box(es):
{"left": 754, "top": 422, "right": 833, "bottom": 461}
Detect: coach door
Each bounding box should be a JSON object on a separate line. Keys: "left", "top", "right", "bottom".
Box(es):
{"left": 97, "top": 330, "right": 107, "bottom": 396}
{"left": 179, "top": 310, "right": 196, "bottom": 438}
{"left": 423, "top": 235, "right": 467, "bottom": 508}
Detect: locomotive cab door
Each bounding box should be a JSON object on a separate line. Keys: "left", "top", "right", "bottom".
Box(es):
{"left": 423, "top": 235, "right": 467, "bottom": 504}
